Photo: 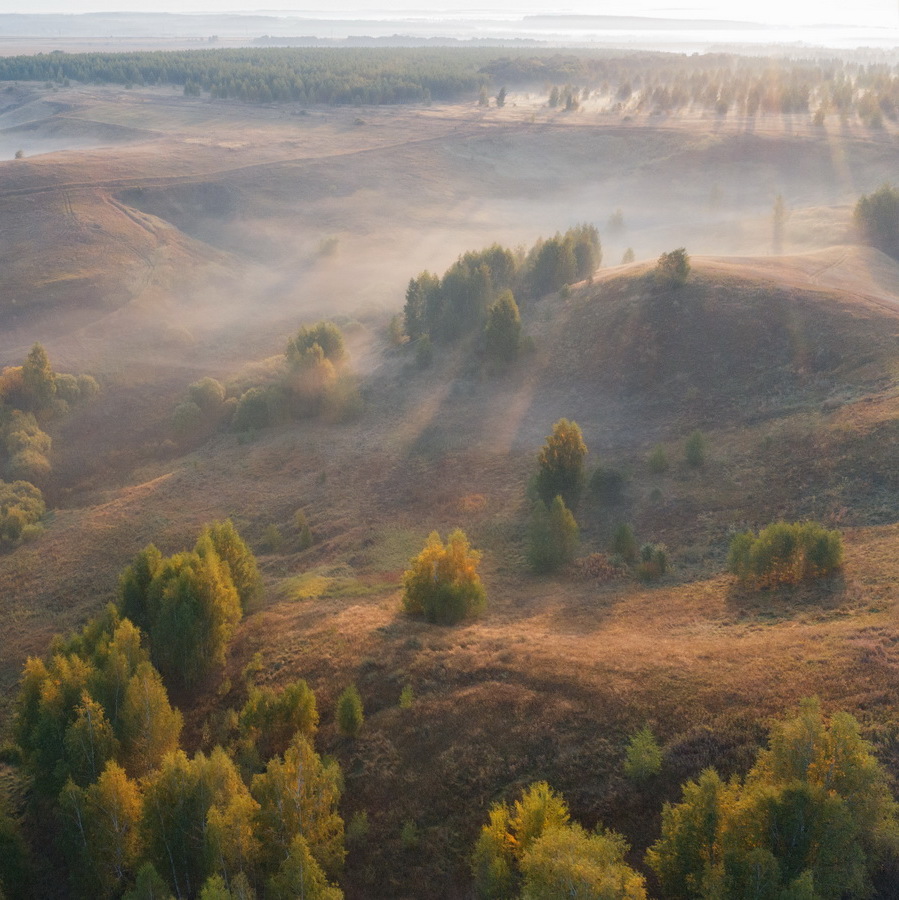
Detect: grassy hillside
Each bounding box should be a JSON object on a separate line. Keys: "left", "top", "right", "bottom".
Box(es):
{"left": 5, "top": 82, "right": 899, "bottom": 897}
{"left": 5, "top": 247, "right": 899, "bottom": 895}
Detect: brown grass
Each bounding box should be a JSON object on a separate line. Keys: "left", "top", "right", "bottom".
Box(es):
{"left": 4, "top": 85, "right": 899, "bottom": 896}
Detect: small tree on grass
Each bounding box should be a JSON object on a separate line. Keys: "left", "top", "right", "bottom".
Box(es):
{"left": 647, "top": 444, "right": 669, "bottom": 474}
{"left": 402, "top": 530, "right": 486, "bottom": 625}
{"left": 655, "top": 248, "right": 690, "bottom": 289}
{"left": 624, "top": 726, "right": 663, "bottom": 781}
{"left": 535, "top": 419, "right": 587, "bottom": 509}
{"left": 684, "top": 430, "right": 706, "bottom": 467}
{"left": 336, "top": 685, "right": 363, "bottom": 739}
{"left": 612, "top": 524, "right": 638, "bottom": 565}
{"left": 728, "top": 521, "right": 843, "bottom": 588}
{"left": 528, "top": 496, "right": 579, "bottom": 573}
{"left": 295, "top": 509, "right": 313, "bottom": 549}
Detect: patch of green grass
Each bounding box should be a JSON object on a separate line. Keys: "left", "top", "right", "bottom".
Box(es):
{"left": 277, "top": 568, "right": 397, "bottom": 602}
{"left": 364, "top": 526, "right": 423, "bottom": 571}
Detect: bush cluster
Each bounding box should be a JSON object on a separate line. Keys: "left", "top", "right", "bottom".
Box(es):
{"left": 0, "top": 344, "right": 99, "bottom": 488}
{"left": 0, "top": 478, "right": 45, "bottom": 546}
{"left": 175, "top": 322, "right": 361, "bottom": 441}
{"left": 728, "top": 520, "right": 843, "bottom": 587}
{"left": 403, "top": 224, "right": 600, "bottom": 345}
{"left": 654, "top": 248, "right": 690, "bottom": 289}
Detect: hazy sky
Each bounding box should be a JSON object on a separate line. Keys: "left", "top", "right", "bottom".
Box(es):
{"left": 0, "top": 0, "right": 895, "bottom": 27}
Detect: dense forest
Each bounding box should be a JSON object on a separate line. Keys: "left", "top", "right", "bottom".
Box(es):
{"left": 1, "top": 46, "right": 899, "bottom": 119}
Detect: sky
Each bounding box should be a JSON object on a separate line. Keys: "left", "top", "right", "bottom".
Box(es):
{"left": 0, "top": 0, "right": 895, "bottom": 28}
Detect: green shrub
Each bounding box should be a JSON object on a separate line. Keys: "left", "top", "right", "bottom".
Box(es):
{"left": 76, "top": 374, "right": 100, "bottom": 401}
{"left": 336, "top": 684, "right": 364, "bottom": 738}
{"left": 232, "top": 387, "right": 271, "bottom": 431}
{"left": 6, "top": 448, "right": 51, "bottom": 485}
{"left": 624, "top": 726, "right": 663, "bottom": 781}
{"left": 636, "top": 543, "right": 668, "bottom": 582}
{"left": 171, "top": 400, "right": 204, "bottom": 442}
{"left": 0, "top": 480, "right": 45, "bottom": 546}
{"left": 286, "top": 321, "right": 346, "bottom": 366}
{"left": 655, "top": 247, "right": 690, "bottom": 288}
{"left": 53, "top": 373, "right": 81, "bottom": 405}
{"left": 647, "top": 443, "right": 669, "bottom": 474}
{"left": 346, "top": 810, "right": 369, "bottom": 847}
{"left": 399, "top": 684, "right": 414, "bottom": 709}
{"left": 295, "top": 509, "right": 313, "bottom": 549}
{"left": 400, "top": 820, "right": 420, "bottom": 851}
{"left": 728, "top": 521, "right": 843, "bottom": 587}
{"left": 527, "top": 495, "right": 579, "bottom": 573}
{"left": 611, "top": 524, "right": 638, "bottom": 565}
{"left": 684, "top": 429, "right": 706, "bottom": 467}
{"left": 261, "top": 524, "right": 283, "bottom": 553}
{"left": 187, "top": 377, "right": 226, "bottom": 412}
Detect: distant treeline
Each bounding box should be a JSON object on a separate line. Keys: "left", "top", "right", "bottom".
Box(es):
{"left": 506, "top": 53, "right": 899, "bottom": 121}
{"left": 0, "top": 47, "right": 496, "bottom": 104}
{"left": 2, "top": 47, "right": 899, "bottom": 117}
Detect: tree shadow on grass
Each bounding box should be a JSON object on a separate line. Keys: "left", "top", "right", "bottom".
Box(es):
{"left": 724, "top": 572, "right": 851, "bottom": 623}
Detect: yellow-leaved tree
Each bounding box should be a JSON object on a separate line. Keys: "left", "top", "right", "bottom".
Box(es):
{"left": 402, "top": 529, "right": 486, "bottom": 625}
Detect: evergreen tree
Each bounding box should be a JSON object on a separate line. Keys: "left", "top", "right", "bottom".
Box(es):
{"left": 623, "top": 726, "right": 663, "bottom": 781}
{"left": 484, "top": 290, "right": 522, "bottom": 365}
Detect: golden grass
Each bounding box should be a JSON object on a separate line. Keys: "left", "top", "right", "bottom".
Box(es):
{"left": 4, "top": 87, "right": 899, "bottom": 895}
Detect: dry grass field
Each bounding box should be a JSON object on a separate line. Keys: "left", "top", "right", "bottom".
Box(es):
{"left": 4, "top": 81, "right": 899, "bottom": 897}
